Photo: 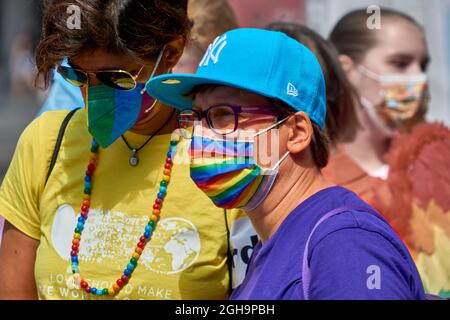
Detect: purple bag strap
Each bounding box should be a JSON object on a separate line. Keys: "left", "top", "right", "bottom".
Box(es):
{"left": 302, "top": 206, "right": 376, "bottom": 300}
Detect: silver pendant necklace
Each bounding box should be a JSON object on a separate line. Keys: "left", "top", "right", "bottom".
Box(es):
{"left": 121, "top": 110, "right": 177, "bottom": 167}
{"left": 130, "top": 149, "right": 139, "bottom": 166}
{"left": 121, "top": 135, "right": 154, "bottom": 167}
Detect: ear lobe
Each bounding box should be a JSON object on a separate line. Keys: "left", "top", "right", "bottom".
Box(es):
{"left": 163, "top": 36, "right": 187, "bottom": 71}
{"left": 286, "top": 111, "right": 313, "bottom": 155}
{"left": 339, "top": 54, "right": 355, "bottom": 74}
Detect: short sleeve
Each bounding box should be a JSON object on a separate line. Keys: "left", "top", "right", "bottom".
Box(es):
{"left": 308, "top": 227, "right": 420, "bottom": 300}
{"left": 0, "top": 112, "right": 67, "bottom": 239}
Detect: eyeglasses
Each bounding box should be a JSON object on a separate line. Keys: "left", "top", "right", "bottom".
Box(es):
{"left": 57, "top": 65, "right": 145, "bottom": 90}
{"left": 178, "top": 104, "right": 287, "bottom": 138}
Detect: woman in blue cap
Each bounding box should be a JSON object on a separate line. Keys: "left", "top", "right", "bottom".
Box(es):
{"left": 146, "top": 28, "right": 426, "bottom": 300}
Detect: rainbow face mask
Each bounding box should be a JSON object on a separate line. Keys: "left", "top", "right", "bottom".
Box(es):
{"left": 189, "top": 122, "right": 289, "bottom": 210}
{"left": 83, "top": 48, "right": 164, "bottom": 148}
{"left": 84, "top": 83, "right": 156, "bottom": 148}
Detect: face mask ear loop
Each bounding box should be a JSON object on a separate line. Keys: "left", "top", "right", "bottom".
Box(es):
{"left": 270, "top": 151, "right": 290, "bottom": 171}
{"left": 358, "top": 65, "right": 383, "bottom": 82}
{"left": 252, "top": 115, "right": 291, "bottom": 172}
{"left": 254, "top": 115, "right": 291, "bottom": 138}
{"left": 143, "top": 45, "right": 167, "bottom": 113}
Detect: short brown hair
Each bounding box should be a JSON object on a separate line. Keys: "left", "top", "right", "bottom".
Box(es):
{"left": 273, "top": 100, "right": 330, "bottom": 169}
{"left": 310, "top": 123, "right": 330, "bottom": 169}
{"left": 36, "top": 0, "right": 191, "bottom": 88}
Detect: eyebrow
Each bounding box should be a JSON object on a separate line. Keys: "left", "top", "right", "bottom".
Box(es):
{"left": 387, "top": 53, "right": 430, "bottom": 63}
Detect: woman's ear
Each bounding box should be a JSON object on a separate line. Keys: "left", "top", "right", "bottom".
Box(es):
{"left": 339, "top": 54, "right": 362, "bottom": 87}
{"left": 162, "top": 36, "right": 187, "bottom": 71}
{"left": 286, "top": 111, "right": 313, "bottom": 154}
{"left": 339, "top": 54, "right": 355, "bottom": 74}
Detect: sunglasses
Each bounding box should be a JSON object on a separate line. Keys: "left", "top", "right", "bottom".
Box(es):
{"left": 57, "top": 65, "right": 145, "bottom": 90}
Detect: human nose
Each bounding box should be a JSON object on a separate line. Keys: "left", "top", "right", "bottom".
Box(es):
{"left": 407, "top": 62, "right": 425, "bottom": 75}
{"left": 87, "top": 73, "right": 102, "bottom": 87}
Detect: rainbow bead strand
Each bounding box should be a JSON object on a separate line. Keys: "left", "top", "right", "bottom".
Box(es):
{"left": 70, "top": 138, "right": 178, "bottom": 297}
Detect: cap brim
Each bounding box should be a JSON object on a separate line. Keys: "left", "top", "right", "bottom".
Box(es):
{"left": 146, "top": 73, "right": 274, "bottom": 110}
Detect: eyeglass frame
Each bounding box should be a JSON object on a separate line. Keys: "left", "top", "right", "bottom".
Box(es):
{"left": 57, "top": 64, "right": 145, "bottom": 90}
{"left": 177, "top": 101, "right": 295, "bottom": 137}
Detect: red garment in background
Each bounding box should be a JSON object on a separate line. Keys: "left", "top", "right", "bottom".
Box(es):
{"left": 323, "top": 122, "right": 450, "bottom": 296}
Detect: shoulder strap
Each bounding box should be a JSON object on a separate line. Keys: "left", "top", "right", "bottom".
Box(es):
{"left": 302, "top": 205, "right": 381, "bottom": 300}
{"left": 45, "top": 108, "right": 81, "bottom": 186}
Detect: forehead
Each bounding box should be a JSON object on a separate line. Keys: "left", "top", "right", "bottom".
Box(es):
{"left": 69, "top": 49, "right": 143, "bottom": 71}
{"left": 373, "top": 18, "right": 427, "bottom": 57}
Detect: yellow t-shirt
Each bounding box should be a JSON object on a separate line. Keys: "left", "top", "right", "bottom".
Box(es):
{"left": 0, "top": 109, "right": 234, "bottom": 300}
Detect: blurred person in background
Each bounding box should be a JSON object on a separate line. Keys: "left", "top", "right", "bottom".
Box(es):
{"left": 327, "top": 8, "right": 450, "bottom": 297}
{"left": 0, "top": 0, "right": 241, "bottom": 300}
{"left": 9, "top": 33, "right": 36, "bottom": 98}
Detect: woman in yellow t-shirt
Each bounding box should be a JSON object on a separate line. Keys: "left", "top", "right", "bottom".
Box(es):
{"left": 0, "top": 0, "right": 249, "bottom": 300}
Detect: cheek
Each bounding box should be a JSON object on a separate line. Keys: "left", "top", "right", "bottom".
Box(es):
{"left": 348, "top": 69, "right": 383, "bottom": 106}
{"left": 254, "top": 129, "right": 287, "bottom": 168}
{"left": 359, "top": 77, "right": 384, "bottom": 106}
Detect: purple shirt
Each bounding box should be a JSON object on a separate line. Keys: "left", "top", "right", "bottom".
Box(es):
{"left": 231, "top": 186, "right": 425, "bottom": 300}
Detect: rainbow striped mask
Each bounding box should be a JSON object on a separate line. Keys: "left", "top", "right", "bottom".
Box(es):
{"left": 189, "top": 125, "right": 289, "bottom": 210}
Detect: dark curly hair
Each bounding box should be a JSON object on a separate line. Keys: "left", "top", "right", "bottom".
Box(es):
{"left": 36, "top": 0, "right": 191, "bottom": 87}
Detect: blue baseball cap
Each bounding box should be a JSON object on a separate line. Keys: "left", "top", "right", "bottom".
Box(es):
{"left": 146, "top": 28, "right": 326, "bottom": 128}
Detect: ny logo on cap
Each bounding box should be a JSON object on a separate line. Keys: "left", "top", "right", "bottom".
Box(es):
{"left": 199, "top": 34, "right": 227, "bottom": 67}
{"left": 287, "top": 83, "right": 298, "bottom": 97}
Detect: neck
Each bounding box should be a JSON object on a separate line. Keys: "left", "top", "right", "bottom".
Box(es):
{"left": 247, "top": 159, "right": 333, "bottom": 243}
{"left": 130, "top": 102, "right": 178, "bottom": 136}
{"left": 342, "top": 102, "right": 391, "bottom": 174}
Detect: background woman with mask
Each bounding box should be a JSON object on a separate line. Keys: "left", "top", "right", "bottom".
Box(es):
{"left": 327, "top": 8, "right": 450, "bottom": 297}
{"left": 0, "top": 0, "right": 238, "bottom": 300}
{"left": 146, "top": 28, "right": 426, "bottom": 300}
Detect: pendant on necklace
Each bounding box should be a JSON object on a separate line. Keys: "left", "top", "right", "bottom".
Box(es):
{"left": 130, "top": 149, "right": 139, "bottom": 167}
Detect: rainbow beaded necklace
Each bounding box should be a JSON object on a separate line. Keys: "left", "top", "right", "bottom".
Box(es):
{"left": 69, "top": 137, "right": 178, "bottom": 297}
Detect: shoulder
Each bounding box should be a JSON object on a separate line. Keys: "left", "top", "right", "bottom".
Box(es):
{"left": 22, "top": 110, "right": 76, "bottom": 143}
{"left": 14, "top": 109, "right": 83, "bottom": 181}
{"left": 22, "top": 109, "right": 85, "bottom": 148}
{"left": 13, "top": 110, "right": 73, "bottom": 159}
{"left": 309, "top": 207, "right": 412, "bottom": 265}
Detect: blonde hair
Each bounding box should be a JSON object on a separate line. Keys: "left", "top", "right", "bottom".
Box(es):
{"left": 188, "top": 0, "right": 238, "bottom": 51}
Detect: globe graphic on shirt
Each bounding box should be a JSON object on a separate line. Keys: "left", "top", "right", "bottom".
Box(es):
{"left": 51, "top": 206, "right": 202, "bottom": 275}
{"left": 139, "top": 217, "right": 201, "bottom": 274}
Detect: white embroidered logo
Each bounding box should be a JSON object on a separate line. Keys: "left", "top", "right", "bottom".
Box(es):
{"left": 199, "top": 34, "right": 227, "bottom": 67}
{"left": 287, "top": 83, "right": 298, "bottom": 97}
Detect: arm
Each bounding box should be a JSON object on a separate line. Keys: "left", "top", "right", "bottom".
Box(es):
{"left": 0, "top": 113, "right": 66, "bottom": 300}
{"left": 0, "top": 220, "right": 39, "bottom": 299}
